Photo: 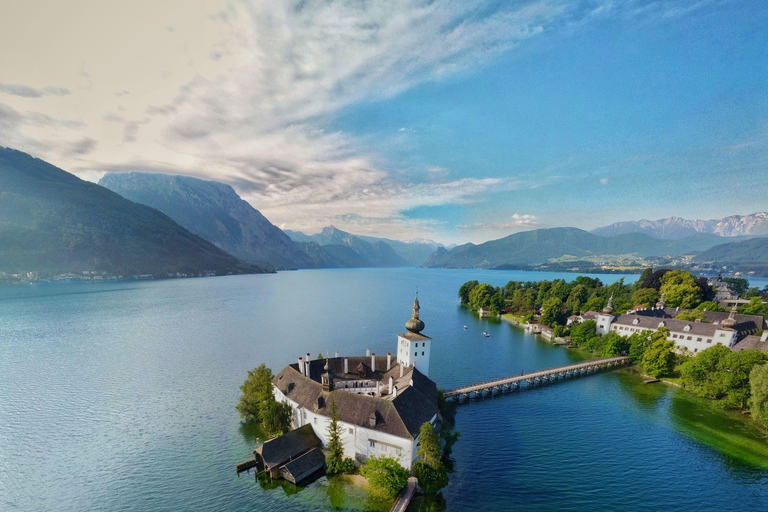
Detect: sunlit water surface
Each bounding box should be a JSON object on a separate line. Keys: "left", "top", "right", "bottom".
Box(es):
{"left": 1, "top": 269, "right": 767, "bottom": 511}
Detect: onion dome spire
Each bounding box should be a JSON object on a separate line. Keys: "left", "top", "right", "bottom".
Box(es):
{"left": 603, "top": 294, "right": 614, "bottom": 315}
{"left": 405, "top": 293, "right": 425, "bottom": 333}
{"left": 722, "top": 305, "right": 738, "bottom": 329}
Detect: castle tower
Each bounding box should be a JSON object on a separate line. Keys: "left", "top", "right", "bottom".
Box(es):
{"left": 396, "top": 295, "right": 432, "bottom": 377}
{"left": 595, "top": 294, "right": 616, "bottom": 335}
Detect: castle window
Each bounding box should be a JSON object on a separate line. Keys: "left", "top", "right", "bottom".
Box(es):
{"left": 687, "top": 336, "right": 692, "bottom": 340}
{"left": 422, "top": 351, "right": 424, "bottom": 356}
{"left": 414, "top": 352, "right": 417, "bottom": 357}
{"left": 697, "top": 337, "right": 702, "bottom": 342}
{"left": 369, "top": 440, "right": 375, "bottom": 448}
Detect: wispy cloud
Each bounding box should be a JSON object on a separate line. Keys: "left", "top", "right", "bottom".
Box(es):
{"left": 0, "top": 83, "right": 70, "bottom": 98}
{"left": 458, "top": 214, "right": 539, "bottom": 233}
{"left": 0, "top": 0, "right": 720, "bottom": 239}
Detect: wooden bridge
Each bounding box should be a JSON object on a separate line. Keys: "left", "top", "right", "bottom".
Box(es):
{"left": 443, "top": 356, "right": 629, "bottom": 401}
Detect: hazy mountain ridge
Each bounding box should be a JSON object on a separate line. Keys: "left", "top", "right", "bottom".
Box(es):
{"left": 0, "top": 147, "right": 265, "bottom": 276}
{"left": 99, "top": 172, "right": 314, "bottom": 269}
{"left": 695, "top": 237, "right": 768, "bottom": 266}
{"left": 423, "top": 227, "right": 751, "bottom": 269}
{"left": 592, "top": 212, "right": 768, "bottom": 239}
{"left": 285, "top": 227, "right": 410, "bottom": 267}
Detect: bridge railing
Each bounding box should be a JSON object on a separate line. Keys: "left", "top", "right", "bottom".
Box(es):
{"left": 443, "top": 356, "right": 628, "bottom": 396}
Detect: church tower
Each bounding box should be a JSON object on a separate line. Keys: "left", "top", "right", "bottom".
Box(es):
{"left": 396, "top": 295, "right": 432, "bottom": 377}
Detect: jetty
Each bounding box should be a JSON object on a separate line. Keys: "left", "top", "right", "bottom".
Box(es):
{"left": 443, "top": 356, "right": 629, "bottom": 401}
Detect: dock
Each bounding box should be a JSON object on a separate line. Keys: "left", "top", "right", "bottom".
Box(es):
{"left": 390, "top": 476, "right": 418, "bottom": 512}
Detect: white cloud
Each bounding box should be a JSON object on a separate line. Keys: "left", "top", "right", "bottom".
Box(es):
{"left": 457, "top": 214, "right": 539, "bottom": 233}
{"left": 600, "top": 177, "right": 609, "bottom": 185}
{"left": 0, "top": 0, "right": 616, "bottom": 239}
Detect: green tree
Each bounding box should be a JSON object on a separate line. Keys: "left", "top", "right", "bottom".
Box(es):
{"left": 738, "top": 296, "right": 768, "bottom": 318}
{"left": 720, "top": 349, "right": 768, "bottom": 409}
{"left": 413, "top": 422, "right": 449, "bottom": 494}
{"left": 660, "top": 270, "right": 702, "bottom": 309}
{"left": 724, "top": 277, "right": 749, "bottom": 296}
{"left": 749, "top": 363, "right": 768, "bottom": 428}
{"left": 583, "top": 294, "right": 605, "bottom": 312}
{"left": 694, "top": 301, "right": 726, "bottom": 312}
{"left": 674, "top": 310, "right": 709, "bottom": 322}
{"left": 416, "top": 422, "right": 442, "bottom": 467}
{"left": 565, "top": 284, "right": 589, "bottom": 315}
{"left": 468, "top": 283, "right": 494, "bottom": 310}
{"left": 641, "top": 328, "right": 676, "bottom": 377}
{"left": 570, "top": 320, "right": 597, "bottom": 347}
{"left": 489, "top": 292, "right": 505, "bottom": 314}
{"left": 413, "top": 460, "right": 449, "bottom": 495}
{"left": 680, "top": 344, "right": 732, "bottom": 398}
{"left": 262, "top": 400, "right": 292, "bottom": 436}
{"left": 540, "top": 297, "right": 565, "bottom": 327}
{"left": 627, "top": 330, "right": 654, "bottom": 364}
{"left": 325, "top": 399, "right": 345, "bottom": 475}
{"left": 360, "top": 455, "right": 410, "bottom": 499}
{"left": 458, "top": 281, "right": 478, "bottom": 305}
{"left": 600, "top": 331, "right": 629, "bottom": 357}
{"left": 631, "top": 288, "right": 659, "bottom": 308}
{"left": 236, "top": 364, "right": 275, "bottom": 422}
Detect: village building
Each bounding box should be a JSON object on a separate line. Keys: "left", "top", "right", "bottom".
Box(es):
{"left": 732, "top": 331, "right": 768, "bottom": 353}
{"left": 271, "top": 296, "right": 439, "bottom": 470}
{"left": 594, "top": 293, "right": 766, "bottom": 354}
{"left": 708, "top": 273, "right": 751, "bottom": 309}
{"left": 478, "top": 306, "right": 496, "bottom": 318}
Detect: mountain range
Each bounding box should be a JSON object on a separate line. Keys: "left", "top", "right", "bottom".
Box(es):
{"left": 422, "top": 227, "right": 761, "bottom": 269}
{"left": 2, "top": 146, "right": 766, "bottom": 278}
{"left": 592, "top": 212, "right": 768, "bottom": 239}
{"left": 285, "top": 227, "right": 442, "bottom": 267}
{"left": 99, "top": 172, "right": 314, "bottom": 269}
{"left": 0, "top": 147, "right": 266, "bottom": 277}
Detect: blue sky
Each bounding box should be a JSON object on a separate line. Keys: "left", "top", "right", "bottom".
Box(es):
{"left": 0, "top": 0, "right": 766, "bottom": 243}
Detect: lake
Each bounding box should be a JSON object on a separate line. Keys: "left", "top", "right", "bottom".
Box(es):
{"left": 1, "top": 268, "right": 767, "bottom": 511}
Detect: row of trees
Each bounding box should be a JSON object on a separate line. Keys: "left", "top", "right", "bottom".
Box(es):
{"left": 567, "top": 320, "right": 768, "bottom": 425}
{"left": 460, "top": 269, "right": 766, "bottom": 328}
{"left": 236, "top": 364, "right": 292, "bottom": 437}
{"left": 569, "top": 321, "right": 677, "bottom": 377}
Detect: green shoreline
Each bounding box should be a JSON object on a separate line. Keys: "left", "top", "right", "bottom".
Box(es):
{"left": 500, "top": 315, "right": 768, "bottom": 468}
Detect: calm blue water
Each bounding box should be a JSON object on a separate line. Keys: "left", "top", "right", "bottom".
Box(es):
{"left": 1, "top": 269, "right": 767, "bottom": 511}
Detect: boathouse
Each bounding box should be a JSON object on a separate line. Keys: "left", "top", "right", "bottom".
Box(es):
{"left": 253, "top": 424, "right": 323, "bottom": 482}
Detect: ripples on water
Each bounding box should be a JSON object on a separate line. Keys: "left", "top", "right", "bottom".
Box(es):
{"left": 1, "top": 269, "right": 767, "bottom": 511}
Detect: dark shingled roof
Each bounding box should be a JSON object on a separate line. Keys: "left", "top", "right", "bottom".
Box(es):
{"left": 280, "top": 447, "right": 325, "bottom": 484}
{"left": 398, "top": 332, "right": 431, "bottom": 341}
{"left": 732, "top": 335, "right": 768, "bottom": 353}
{"left": 254, "top": 424, "right": 321, "bottom": 470}
{"left": 612, "top": 314, "right": 727, "bottom": 337}
{"left": 274, "top": 359, "right": 438, "bottom": 440}
{"left": 625, "top": 307, "right": 765, "bottom": 337}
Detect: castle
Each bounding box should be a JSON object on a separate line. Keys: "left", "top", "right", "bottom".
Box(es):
{"left": 594, "top": 293, "right": 765, "bottom": 354}
{"left": 271, "top": 296, "right": 439, "bottom": 469}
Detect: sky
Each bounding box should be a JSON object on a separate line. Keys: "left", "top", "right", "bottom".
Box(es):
{"left": 0, "top": 0, "right": 766, "bottom": 244}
